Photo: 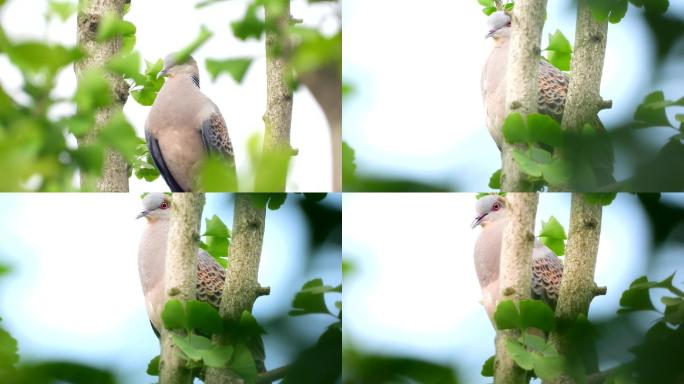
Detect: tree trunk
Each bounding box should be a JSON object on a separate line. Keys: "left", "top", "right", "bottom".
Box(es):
{"left": 205, "top": 194, "right": 266, "bottom": 384}
{"left": 159, "top": 193, "right": 205, "bottom": 384}
{"left": 300, "top": 64, "right": 341, "bottom": 192}
{"left": 501, "top": 0, "right": 547, "bottom": 191}
{"left": 75, "top": 0, "right": 130, "bottom": 192}
{"left": 560, "top": 0, "right": 609, "bottom": 131}
{"left": 547, "top": 194, "right": 603, "bottom": 383}
{"left": 495, "top": 193, "right": 539, "bottom": 383}
{"left": 263, "top": 1, "right": 293, "bottom": 192}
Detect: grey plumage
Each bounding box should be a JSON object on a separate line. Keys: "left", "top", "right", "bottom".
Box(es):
{"left": 145, "top": 55, "right": 235, "bottom": 192}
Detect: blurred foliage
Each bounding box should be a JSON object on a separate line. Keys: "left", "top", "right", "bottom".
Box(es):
{"left": 343, "top": 348, "right": 459, "bottom": 384}
{"left": 1, "top": 0, "right": 339, "bottom": 191}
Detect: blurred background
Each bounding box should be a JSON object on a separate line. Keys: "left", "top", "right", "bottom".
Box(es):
{"left": 0, "top": 193, "right": 341, "bottom": 382}
{"left": 343, "top": 193, "right": 683, "bottom": 383}
{"left": 0, "top": 0, "right": 340, "bottom": 192}
{"left": 343, "top": 0, "right": 684, "bottom": 191}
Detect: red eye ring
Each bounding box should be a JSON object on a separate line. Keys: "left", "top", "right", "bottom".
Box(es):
{"left": 492, "top": 202, "right": 501, "bottom": 211}
{"left": 160, "top": 202, "right": 169, "bottom": 210}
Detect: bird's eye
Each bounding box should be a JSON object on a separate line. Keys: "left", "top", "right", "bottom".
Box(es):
{"left": 506, "top": 22, "right": 511, "bottom": 27}
{"left": 160, "top": 202, "right": 169, "bottom": 210}
{"left": 492, "top": 203, "right": 501, "bottom": 211}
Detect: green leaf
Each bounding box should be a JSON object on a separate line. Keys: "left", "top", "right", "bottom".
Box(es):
{"left": 481, "top": 355, "right": 495, "bottom": 377}
{"left": 8, "top": 42, "right": 82, "bottom": 75}
{"left": 96, "top": 12, "right": 136, "bottom": 41}
{"left": 477, "top": 0, "right": 493, "bottom": 6}
{"left": 528, "top": 113, "right": 563, "bottom": 147}
{"left": 174, "top": 25, "right": 213, "bottom": 64}
{"left": 205, "top": 58, "right": 253, "bottom": 83}
{"left": 106, "top": 51, "right": 144, "bottom": 83}
{"left": 202, "top": 345, "right": 234, "bottom": 368}
{"left": 541, "top": 158, "right": 571, "bottom": 187}
{"left": 63, "top": 115, "right": 94, "bottom": 137}
{"left": 47, "top": 0, "right": 77, "bottom": 22}
{"left": 161, "top": 299, "right": 187, "bottom": 330}
{"left": 608, "top": 0, "right": 628, "bottom": 23}
{"left": 203, "top": 215, "right": 230, "bottom": 238}
{"left": 70, "top": 144, "right": 104, "bottom": 175}
{"left": 196, "top": 156, "right": 238, "bottom": 192}
{"left": 634, "top": 91, "right": 672, "bottom": 128}
{"left": 545, "top": 30, "right": 572, "bottom": 71}
{"left": 186, "top": 300, "right": 223, "bottom": 335}
{"left": 172, "top": 334, "right": 205, "bottom": 361}
{"left": 290, "top": 278, "right": 334, "bottom": 316}
{"left": 146, "top": 355, "right": 160, "bottom": 376}
{"left": 506, "top": 339, "right": 535, "bottom": 370}
{"left": 342, "top": 141, "right": 357, "bottom": 187}
{"left": 248, "top": 193, "right": 288, "bottom": 210}
{"left": 493, "top": 300, "right": 520, "bottom": 330}
{"left": 534, "top": 354, "right": 565, "bottom": 380}
{"left": 231, "top": 3, "right": 265, "bottom": 40}
{"left": 228, "top": 343, "right": 258, "bottom": 383}
{"left": 619, "top": 276, "right": 657, "bottom": 313}
{"left": 584, "top": 193, "right": 617, "bottom": 206}
{"left": 489, "top": 169, "right": 502, "bottom": 189}
{"left": 482, "top": 6, "right": 497, "bottom": 15}
{"left": 519, "top": 300, "right": 556, "bottom": 332}
{"left": 290, "top": 28, "right": 341, "bottom": 75}
{"left": 502, "top": 113, "right": 528, "bottom": 144}
{"left": 74, "top": 69, "right": 112, "bottom": 112}
{"left": 512, "top": 148, "right": 543, "bottom": 177}
{"left": 236, "top": 311, "right": 267, "bottom": 337}
{"left": 98, "top": 112, "right": 144, "bottom": 164}
{"left": 252, "top": 143, "right": 293, "bottom": 192}
{"left": 0, "top": 326, "right": 19, "bottom": 374}
{"left": 539, "top": 216, "right": 566, "bottom": 256}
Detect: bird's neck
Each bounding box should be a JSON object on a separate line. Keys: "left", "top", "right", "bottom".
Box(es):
{"left": 138, "top": 219, "right": 169, "bottom": 294}
{"left": 474, "top": 218, "right": 505, "bottom": 285}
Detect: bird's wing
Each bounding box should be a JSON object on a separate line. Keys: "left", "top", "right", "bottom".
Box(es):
{"left": 200, "top": 110, "right": 234, "bottom": 159}
{"left": 531, "top": 243, "right": 564, "bottom": 308}
{"left": 196, "top": 250, "right": 226, "bottom": 309}
{"left": 537, "top": 60, "right": 569, "bottom": 122}
{"left": 146, "top": 129, "right": 185, "bottom": 192}
{"left": 195, "top": 250, "right": 266, "bottom": 372}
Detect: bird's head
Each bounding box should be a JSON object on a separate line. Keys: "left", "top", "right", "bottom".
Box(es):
{"left": 472, "top": 194, "right": 507, "bottom": 228}
{"left": 486, "top": 11, "right": 512, "bottom": 42}
{"left": 159, "top": 53, "right": 199, "bottom": 80}
{"left": 137, "top": 193, "right": 172, "bottom": 221}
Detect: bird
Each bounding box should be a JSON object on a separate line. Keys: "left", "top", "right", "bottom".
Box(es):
{"left": 145, "top": 54, "right": 236, "bottom": 192}
{"left": 136, "top": 193, "right": 265, "bottom": 371}
{"left": 471, "top": 194, "right": 563, "bottom": 321}
{"left": 481, "top": 11, "right": 614, "bottom": 187}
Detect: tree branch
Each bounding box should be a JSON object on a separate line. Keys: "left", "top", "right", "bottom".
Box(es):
{"left": 299, "top": 64, "right": 341, "bottom": 192}
{"left": 548, "top": 193, "right": 603, "bottom": 383}
{"left": 256, "top": 365, "right": 290, "bottom": 384}
{"left": 560, "top": 0, "right": 609, "bottom": 131}
{"left": 160, "top": 193, "right": 205, "bottom": 384}
{"left": 500, "top": 0, "right": 548, "bottom": 191}
{"left": 263, "top": 0, "right": 294, "bottom": 192}
{"left": 75, "top": 0, "right": 129, "bottom": 191}
{"left": 495, "top": 192, "right": 539, "bottom": 383}
{"left": 205, "top": 195, "right": 266, "bottom": 384}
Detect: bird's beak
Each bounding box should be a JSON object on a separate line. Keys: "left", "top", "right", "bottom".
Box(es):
{"left": 471, "top": 213, "right": 486, "bottom": 228}
{"left": 158, "top": 68, "right": 169, "bottom": 79}
{"left": 136, "top": 210, "right": 149, "bottom": 219}
{"left": 485, "top": 29, "right": 496, "bottom": 39}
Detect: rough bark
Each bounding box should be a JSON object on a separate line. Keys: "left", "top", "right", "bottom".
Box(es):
{"left": 300, "top": 64, "right": 341, "bottom": 191}
{"left": 495, "top": 193, "right": 539, "bottom": 383}
{"left": 263, "top": 1, "right": 294, "bottom": 192}
{"left": 205, "top": 194, "right": 266, "bottom": 384}
{"left": 560, "top": 0, "right": 609, "bottom": 131}
{"left": 501, "top": 0, "right": 547, "bottom": 191}
{"left": 75, "top": 0, "right": 130, "bottom": 192}
{"left": 547, "top": 194, "right": 603, "bottom": 384}
{"left": 160, "top": 193, "right": 205, "bottom": 384}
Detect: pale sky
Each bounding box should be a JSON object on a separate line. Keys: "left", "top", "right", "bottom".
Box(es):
{"left": 343, "top": 0, "right": 684, "bottom": 190}
{"left": 0, "top": 0, "right": 340, "bottom": 192}
{"left": 343, "top": 193, "right": 684, "bottom": 383}
{"left": 0, "top": 193, "right": 342, "bottom": 382}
